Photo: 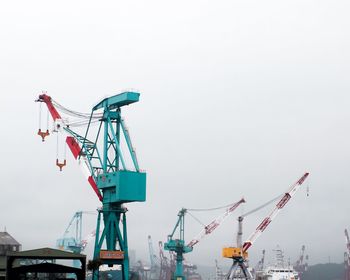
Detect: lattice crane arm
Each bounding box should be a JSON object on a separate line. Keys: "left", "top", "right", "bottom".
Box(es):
{"left": 242, "top": 172, "right": 309, "bottom": 253}
{"left": 187, "top": 198, "right": 245, "bottom": 247}
{"left": 36, "top": 93, "right": 102, "bottom": 201}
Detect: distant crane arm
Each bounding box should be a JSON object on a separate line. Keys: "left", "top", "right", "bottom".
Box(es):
{"left": 187, "top": 198, "right": 245, "bottom": 247}
{"left": 242, "top": 172, "right": 309, "bottom": 252}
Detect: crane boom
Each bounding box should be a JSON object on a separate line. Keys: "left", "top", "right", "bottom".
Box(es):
{"left": 242, "top": 172, "right": 309, "bottom": 252}
{"left": 187, "top": 198, "right": 245, "bottom": 247}
{"left": 36, "top": 94, "right": 102, "bottom": 201}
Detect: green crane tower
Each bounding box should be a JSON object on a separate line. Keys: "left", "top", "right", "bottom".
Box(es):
{"left": 164, "top": 209, "right": 193, "bottom": 280}
{"left": 37, "top": 92, "right": 146, "bottom": 280}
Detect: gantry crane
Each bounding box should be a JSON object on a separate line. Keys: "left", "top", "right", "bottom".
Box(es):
{"left": 222, "top": 173, "right": 309, "bottom": 280}
{"left": 36, "top": 92, "right": 146, "bottom": 280}
{"left": 165, "top": 198, "right": 245, "bottom": 280}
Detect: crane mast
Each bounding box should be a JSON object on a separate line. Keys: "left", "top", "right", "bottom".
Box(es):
{"left": 36, "top": 92, "right": 146, "bottom": 280}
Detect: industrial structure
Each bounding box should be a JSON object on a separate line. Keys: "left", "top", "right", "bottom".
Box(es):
{"left": 159, "top": 240, "right": 174, "bottom": 280}
{"left": 37, "top": 91, "right": 146, "bottom": 280}
{"left": 147, "top": 235, "right": 161, "bottom": 279}
{"left": 56, "top": 211, "right": 96, "bottom": 270}
{"left": 222, "top": 172, "right": 309, "bottom": 279}
{"left": 164, "top": 198, "right": 245, "bottom": 280}
{"left": 6, "top": 247, "right": 86, "bottom": 280}
{"left": 345, "top": 229, "right": 350, "bottom": 280}
{"left": 214, "top": 260, "right": 226, "bottom": 280}
{"left": 0, "top": 231, "right": 21, "bottom": 280}
{"left": 293, "top": 245, "right": 308, "bottom": 278}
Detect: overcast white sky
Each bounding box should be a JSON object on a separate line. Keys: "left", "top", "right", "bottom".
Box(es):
{"left": 1, "top": 0, "right": 350, "bottom": 270}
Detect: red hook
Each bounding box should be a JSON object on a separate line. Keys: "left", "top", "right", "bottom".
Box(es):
{"left": 56, "top": 159, "right": 67, "bottom": 171}
{"left": 37, "top": 129, "right": 50, "bottom": 142}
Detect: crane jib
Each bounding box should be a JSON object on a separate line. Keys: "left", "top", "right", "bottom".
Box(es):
{"left": 276, "top": 193, "right": 291, "bottom": 209}
{"left": 256, "top": 217, "right": 271, "bottom": 232}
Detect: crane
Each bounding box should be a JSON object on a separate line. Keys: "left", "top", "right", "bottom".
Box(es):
{"left": 148, "top": 235, "right": 160, "bottom": 279}
{"left": 57, "top": 211, "right": 97, "bottom": 273}
{"left": 36, "top": 92, "right": 146, "bottom": 280}
{"left": 222, "top": 172, "right": 309, "bottom": 280}
{"left": 57, "top": 212, "right": 84, "bottom": 254}
{"left": 159, "top": 241, "right": 173, "bottom": 280}
{"left": 165, "top": 198, "right": 245, "bottom": 280}
{"left": 345, "top": 229, "right": 350, "bottom": 280}
{"left": 215, "top": 260, "right": 226, "bottom": 280}
{"left": 294, "top": 245, "right": 308, "bottom": 277}
{"left": 164, "top": 208, "right": 193, "bottom": 280}
{"left": 255, "top": 249, "right": 265, "bottom": 272}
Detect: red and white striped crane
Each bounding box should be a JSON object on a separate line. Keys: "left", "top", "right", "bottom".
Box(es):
{"left": 223, "top": 172, "right": 309, "bottom": 280}
{"left": 242, "top": 172, "right": 309, "bottom": 253}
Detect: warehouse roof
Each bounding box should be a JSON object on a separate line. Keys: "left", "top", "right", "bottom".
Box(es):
{"left": 0, "top": 232, "right": 20, "bottom": 246}
{"left": 7, "top": 247, "right": 85, "bottom": 259}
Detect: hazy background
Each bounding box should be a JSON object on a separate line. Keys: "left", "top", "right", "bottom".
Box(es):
{"left": 0, "top": 0, "right": 349, "bottom": 270}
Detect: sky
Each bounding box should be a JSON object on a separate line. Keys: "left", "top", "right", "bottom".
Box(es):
{"left": 0, "top": 0, "right": 350, "bottom": 270}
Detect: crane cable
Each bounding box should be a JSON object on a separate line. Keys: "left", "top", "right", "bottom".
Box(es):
{"left": 186, "top": 201, "right": 241, "bottom": 212}
{"left": 185, "top": 200, "right": 245, "bottom": 227}
{"left": 186, "top": 193, "right": 283, "bottom": 228}
{"left": 50, "top": 99, "right": 103, "bottom": 128}
{"left": 38, "top": 102, "right": 50, "bottom": 130}
{"left": 38, "top": 102, "right": 42, "bottom": 130}
{"left": 52, "top": 99, "right": 103, "bottom": 119}
{"left": 241, "top": 193, "right": 283, "bottom": 218}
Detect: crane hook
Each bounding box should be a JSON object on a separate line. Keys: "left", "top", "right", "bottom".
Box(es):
{"left": 56, "top": 159, "right": 66, "bottom": 171}
{"left": 37, "top": 129, "right": 50, "bottom": 142}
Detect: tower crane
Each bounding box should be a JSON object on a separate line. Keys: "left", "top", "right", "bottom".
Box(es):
{"left": 222, "top": 172, "right": 309, "bottom": 280}
{"left": 36, "top": 92, "right": 146, "bottom": 280}
{"left": 165, "top": 198, "right": 245, "bottom": 280}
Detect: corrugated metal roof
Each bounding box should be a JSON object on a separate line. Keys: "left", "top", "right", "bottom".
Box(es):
{"left": 0, "top": 232, "right": 20, "bottom": 246}
{"left": 7, "top": 247, "right": 85, "bottom": 259}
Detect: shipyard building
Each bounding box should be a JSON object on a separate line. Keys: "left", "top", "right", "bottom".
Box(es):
{"left": 0, "top": 231, "right": 21, "bottom": 279}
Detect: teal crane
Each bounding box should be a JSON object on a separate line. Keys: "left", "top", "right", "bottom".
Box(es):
{"left": 56, "top": 211, "right": 96, "bottom": 269}
{"left": 57, "top": 211, "right": 83, "bottom": 255}
{"left": 36, "top": 92, "right": 146, "bottom": 280}
{"left": 164, "top": 209, "right": 193, "bottom": 280}
{"left": 164, "top": 198, "right": 245, "bottom": 280}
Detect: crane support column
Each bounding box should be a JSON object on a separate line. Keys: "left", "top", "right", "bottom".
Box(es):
{"left": 88, "top": 92, "right": 146, "bottom": 280}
